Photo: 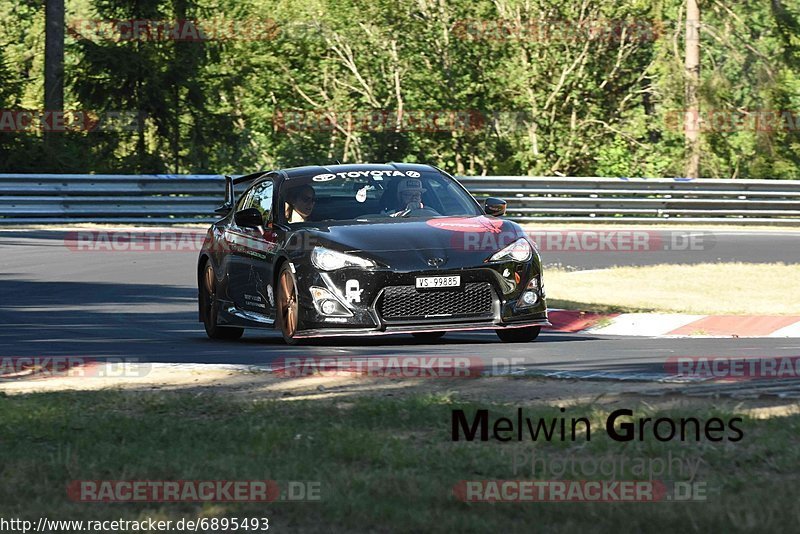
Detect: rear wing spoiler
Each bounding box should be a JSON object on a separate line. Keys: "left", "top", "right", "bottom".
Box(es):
{"left": 214, "top": 171, "right": 271, "bottom": 215}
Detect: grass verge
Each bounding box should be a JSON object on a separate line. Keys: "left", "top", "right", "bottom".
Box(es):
{"left": 1, "top": 390, "right": 798, "bottom": 532}
{"left": 546, "top": 262, "right": 800, "bottom": 315}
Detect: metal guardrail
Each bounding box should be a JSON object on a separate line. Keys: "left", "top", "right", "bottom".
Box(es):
{"left": 1, "top": 174, "right": 800, "bottom": 225}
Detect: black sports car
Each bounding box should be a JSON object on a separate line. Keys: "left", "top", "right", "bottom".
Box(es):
{"left": 197, "top": 163, "right": 549, "bottom": 344}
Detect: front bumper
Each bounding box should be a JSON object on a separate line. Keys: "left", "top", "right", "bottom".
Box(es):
{"left": 294, "top": 318, "right": 551, "bottom": 339}
{"left": 291, "top": 258, "right": 548, "bottom": 338}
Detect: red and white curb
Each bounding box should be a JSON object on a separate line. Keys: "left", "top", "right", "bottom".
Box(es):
{"left": 546, "top": 310, "right": 800, "bottom": 338}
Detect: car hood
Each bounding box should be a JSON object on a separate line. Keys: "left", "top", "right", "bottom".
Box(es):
{"left": 292, "top": 216, "right": 526, "bottom": 270}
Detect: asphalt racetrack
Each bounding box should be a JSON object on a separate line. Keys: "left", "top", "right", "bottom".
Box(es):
{"left": 1, "top": 228, "right": 799, "bottom": 383}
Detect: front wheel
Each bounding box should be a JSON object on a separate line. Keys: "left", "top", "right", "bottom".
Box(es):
{"left": 277, "top": 263, "right": 303, "bottom": 345}
{"left": 201, "top": 264, "right": 244, "bottom": 341}
{"left": 496, "top": 326, "right": 541, "bottom": 343}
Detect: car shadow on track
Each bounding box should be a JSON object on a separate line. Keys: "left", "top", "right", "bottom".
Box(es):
{"left": 0, "top": 277, "right": 601, "bottom": 369}
{"left": 237, "top": 331, "right": 599, "bottom": 347}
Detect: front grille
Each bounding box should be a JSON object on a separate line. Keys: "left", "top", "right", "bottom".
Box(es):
{"left": 377, "top": 282, "right": 493, "bottom": 321}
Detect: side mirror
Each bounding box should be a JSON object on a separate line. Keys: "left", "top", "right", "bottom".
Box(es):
{"left": 484, "top": 197, "right": 507, "bottom": 217}
{"left": 234, "top": 207, "right": 264, "bottom": 229}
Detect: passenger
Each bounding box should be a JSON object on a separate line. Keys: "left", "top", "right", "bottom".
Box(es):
{"left": 285, "top": 184, "right": 316, "bottom": 223}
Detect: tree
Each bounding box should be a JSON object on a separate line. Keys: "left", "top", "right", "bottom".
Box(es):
{"left": 44, "top": 0, "right": 65, "bottom": 153}
{"left": 684, "top": 0, "right": 700, "bottom": 178}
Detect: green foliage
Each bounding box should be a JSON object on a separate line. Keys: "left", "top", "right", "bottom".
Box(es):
{"left": 0, "top": 0, "right": 797, "bottom": 178}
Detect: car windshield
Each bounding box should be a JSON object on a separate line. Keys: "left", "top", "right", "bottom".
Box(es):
{"left": 280, "top": 170, "right": 482, "bottom": 224}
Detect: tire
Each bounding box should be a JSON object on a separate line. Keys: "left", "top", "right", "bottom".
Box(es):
{"left": 411, "top": 332, "right": 446, "bottom": 342}
{"left": 201, "top": 263, "right": 244, "bottom": 341}
{"left": 276, "top": 263, "right": 303, "bottom": 345}
{"left": 496, "top": 326, "right": 541, "bottom": 343}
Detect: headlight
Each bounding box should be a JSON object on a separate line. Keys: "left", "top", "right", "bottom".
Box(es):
{"left": 311, "top": 246, "right": 375, "bottom": 271}
{"left": 489, "top": 238, "right": 533, "bottom": 263}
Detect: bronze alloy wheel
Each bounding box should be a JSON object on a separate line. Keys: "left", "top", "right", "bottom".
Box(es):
{"left": 202, "top": 263, "right": 244, "bottom": 340}
{"left": 277, "top": 263, "right": 301, "bottom": 344}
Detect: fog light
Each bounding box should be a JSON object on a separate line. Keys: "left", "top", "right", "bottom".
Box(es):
{"left": 521, "top": 290, "right": 538, "bottom": 305}
{"left": 321, "top": 299, "right": 338, "bottom": 315}
{"left": 309, "top": 286, "right": 353, "bottom": 317}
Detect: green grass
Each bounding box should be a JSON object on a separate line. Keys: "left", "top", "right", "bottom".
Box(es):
{"left": 1, "top": 391, "right": 799, "bottom": 532}
{"left": 546, "top": 262, "right": 800, "bottom": 315}
{"left": 548, "top": 298, "right": 656, "bottom": 314}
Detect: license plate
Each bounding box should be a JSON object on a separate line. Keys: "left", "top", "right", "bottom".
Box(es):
{"left": 415, "top": 275, "right": 461, "bottom": 289}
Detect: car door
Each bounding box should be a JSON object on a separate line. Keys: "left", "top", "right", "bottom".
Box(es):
{"left": 225, "top": 178, "right": 279, "bottom": 316}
